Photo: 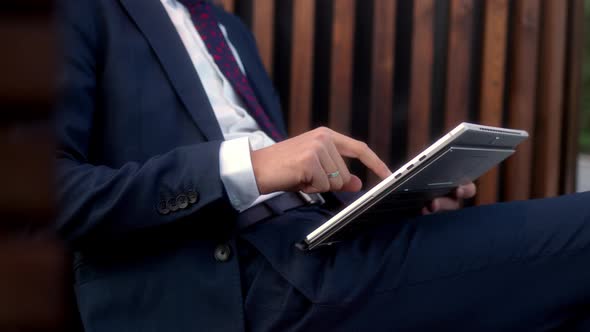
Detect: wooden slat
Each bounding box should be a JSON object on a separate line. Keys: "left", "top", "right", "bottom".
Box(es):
{"left": 328, "top": 0, "right": 356, "bottom": 135}
{"left": 214, "top": 0, "right": 235, "bottom": 13}
{"left": 367, "top": 0, "right": 397, "bottom": 184}
{"left": 251, "top": 0, "right": 275, "bottom": 76}
{"left": 532, "top": 0, "right": 568, "bottom": 198}
{"left": 0, "top": 128, "right": 54, "bottom": 221}
{"left": 562, "top": 0, "right": 584, "bottom": 194}
{"left": 444, "top": 0, "right": 475, "bottom": 130}
{"left": 0, "top": 18, "right": 55, "bottom": 104}
{"left": 504, "top": 0, "right": 541, "bottom": 201}
{"left": 288, "top": 0, "right": 316, "bottom": 135}
{"left": 0, "top": 239, "right": 66, "bottom": 330}
{"left": 0, "top": 1, "right": 65, "bottom": 330}
{"left": 408, "top": 0, "right": 435, "bottom": 157}
{"left": 476, "top": 0, "right": 509, "bottom": 205}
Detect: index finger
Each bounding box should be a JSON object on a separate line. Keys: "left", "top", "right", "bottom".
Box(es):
{"left": 330, "top": 132, "right": 392, "bottom": 179}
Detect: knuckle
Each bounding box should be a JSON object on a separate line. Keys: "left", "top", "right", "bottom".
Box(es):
{"left": 302, "top": 149, "right": 316, "bottom": 160}
{"left": 304, "top": 156, "right": 318, "bottom": 170}
{"left": 310, "top": 141, "right": 324, "bottom": 152}
{"left": 300, "top": 154, "right": 316, "bottom": 170}
{"left": 330, "top": 177, "right": 344, "bottom": 190}
{"left": 316, "top": 134, "right": 329, "bottom": 144}
{"left": 338, "top": 166, "right": 350, "bottom": 179}
{"left": 314, "top": 128, "right": 331, "bottom": 142}
{"left": 341, "top": 171, "right": 351, "bottom": 183}
{"left": 355, "top": 142, "right": 369, "bottom": 157}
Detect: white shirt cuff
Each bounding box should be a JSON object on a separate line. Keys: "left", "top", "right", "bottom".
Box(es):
{"left": 219, "top": 137, "right": 261, "bottom": 212}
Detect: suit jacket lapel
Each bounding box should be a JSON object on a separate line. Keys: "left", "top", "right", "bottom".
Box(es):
{"left": 217, "top": 11, "right": 289, "bottom": 138}
{"left": 119, "top": 0, "right": 225, "bottom": 141}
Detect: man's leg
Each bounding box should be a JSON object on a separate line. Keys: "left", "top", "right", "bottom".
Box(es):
{"left": 560, "top": 305, "right": 590, "bottom": 332}
{"left": 239, "top": 192, "right": 590, "bottom": 331}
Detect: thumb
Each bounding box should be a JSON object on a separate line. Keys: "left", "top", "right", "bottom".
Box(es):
{"left": 340, "top": 174, "right": 363, "bottom": 192}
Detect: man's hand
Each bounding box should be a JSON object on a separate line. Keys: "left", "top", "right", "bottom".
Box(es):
{"left": 251, "top": 126, "right": 476, "bottom": 214}
{"left": 251, "top": 127, "right": 392, "bottom": 194}
{"left": 422, "top": 182, "right": 477, "bottom": 215}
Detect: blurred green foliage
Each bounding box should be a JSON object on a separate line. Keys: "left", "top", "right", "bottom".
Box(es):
{"left": 579, "top": 0, "right": 590, "bottom": 152}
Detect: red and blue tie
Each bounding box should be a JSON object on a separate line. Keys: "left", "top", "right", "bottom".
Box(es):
{"left": 178, "top": 0, "right": 284, "bottom": 141}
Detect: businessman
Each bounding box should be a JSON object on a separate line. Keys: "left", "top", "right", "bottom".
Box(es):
{"left": 56, "top": 0, "right": 590, "bottom": 331}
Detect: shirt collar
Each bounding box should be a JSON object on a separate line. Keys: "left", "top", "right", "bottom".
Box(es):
{"left": 161, "top": 0, "right": 179, "bottom": 8}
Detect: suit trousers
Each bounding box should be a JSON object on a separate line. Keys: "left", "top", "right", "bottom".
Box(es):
{"left": 237, "top": 192, "right": 590, "bottom": 331}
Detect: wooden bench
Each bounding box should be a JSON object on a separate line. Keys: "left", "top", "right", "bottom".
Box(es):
{"left": 214, "top": 0, "right": 585, "bottom": 204}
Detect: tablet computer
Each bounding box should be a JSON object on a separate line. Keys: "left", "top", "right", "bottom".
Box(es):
{"left": 297, "top": 122, "right": 529, "bottom": 251}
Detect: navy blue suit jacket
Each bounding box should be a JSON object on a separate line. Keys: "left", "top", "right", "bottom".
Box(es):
{"left": 57, "top": 1, "right": 294, "bottom": 330}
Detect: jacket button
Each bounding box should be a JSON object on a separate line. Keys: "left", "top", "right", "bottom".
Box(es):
{"left": 177, "top": 194, "right": 189, "bottom": 209}
{"left": 157, "top": 200, "right": 170, "bottom": 215}
{"left": 214, "top": 244, "right": 232, "bottom": 262}
{"left": 167, "top": 198, "right": 179, "bottom": 212}
{"left": 188, "top": 190, "right": 199, "bottom": 204}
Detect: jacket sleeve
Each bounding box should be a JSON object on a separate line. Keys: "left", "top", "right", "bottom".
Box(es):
{"left": 55, "top": 0, "right": 233, "bottom": 244}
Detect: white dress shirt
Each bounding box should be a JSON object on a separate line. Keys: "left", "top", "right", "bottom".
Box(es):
{"left": 160, "top": 0, "right": 282, "bottom": 211}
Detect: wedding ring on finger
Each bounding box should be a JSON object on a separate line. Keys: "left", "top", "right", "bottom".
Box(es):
{"left": 327, "top": 171, "right": 340, "bottom": 179}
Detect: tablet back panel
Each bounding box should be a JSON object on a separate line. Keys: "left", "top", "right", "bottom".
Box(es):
{"left": 397, "top": 147, "right": 514, "bottom": 192}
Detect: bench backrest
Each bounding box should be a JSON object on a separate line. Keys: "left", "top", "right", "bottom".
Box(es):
{"left": 214, "top": 0, "right": 585, "bottom": 204}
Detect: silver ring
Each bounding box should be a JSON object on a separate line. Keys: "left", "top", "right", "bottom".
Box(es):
{"left": 327, "top": 171, "right": 340, "bottom": 179}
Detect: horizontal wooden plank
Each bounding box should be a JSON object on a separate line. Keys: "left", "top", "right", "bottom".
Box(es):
{"left": 0, "top": 239, "right": 66, "bottom": 330}
{"left": 0, "top": 127, "right": 54, "bottom": 221}
{"left": 0, "top": 18, "right": 56, "bottom": 105}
